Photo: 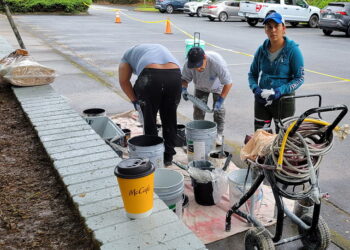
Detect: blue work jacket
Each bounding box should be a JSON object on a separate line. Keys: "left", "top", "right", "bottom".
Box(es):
{"left": 248, "top": 37, "right": 304, "bottom": 95}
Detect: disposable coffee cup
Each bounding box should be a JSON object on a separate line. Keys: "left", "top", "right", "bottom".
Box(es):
{"left": 114, "top": 158, "right": 155, "bottom": 219}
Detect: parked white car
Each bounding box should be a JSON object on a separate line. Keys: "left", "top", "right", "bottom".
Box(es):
{"left": 184, "top": 0, "right": 211, "bottom": 17}
{"left": 239, "top": 0, "right": 320, "bottom": 27}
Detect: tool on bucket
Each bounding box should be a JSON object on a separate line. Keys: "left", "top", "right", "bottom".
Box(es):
{"left": 186, "top": 93, "right": 214, "bottom": 113}
{"left": 225, "top": 95, "right": 348, "bottom": 250}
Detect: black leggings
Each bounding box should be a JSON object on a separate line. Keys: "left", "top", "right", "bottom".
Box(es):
{"left": 254, "top": 94, "right": 295, "bottom": 133}
{"left": 133, "top": 68, "right": 182, "bottom": 158}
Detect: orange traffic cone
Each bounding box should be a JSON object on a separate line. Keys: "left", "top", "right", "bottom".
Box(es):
{"left": 115, "top": 11, "right": 121, "bottom": 23}
{"left": 165, "top": 18, "right": 172, "bottom": 34}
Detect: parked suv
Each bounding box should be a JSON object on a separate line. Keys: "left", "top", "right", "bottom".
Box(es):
{"left": 319, "top": 2, "right": 350, "bottom": 36}
{"left": 184, "top": 0, "right": 211, "bottom": 17}
{"left": 155, "top": 0, "right": 189, "bottom": 13}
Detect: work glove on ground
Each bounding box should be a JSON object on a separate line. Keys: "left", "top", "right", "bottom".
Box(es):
{"left": 182, "top": 87, "right": 189, "bottom": 101}
{"left": 214, "top": 96, "right": 225, "bottom": 111}
{"left": 253, "top": 87, "right": 267, "bottom": 104}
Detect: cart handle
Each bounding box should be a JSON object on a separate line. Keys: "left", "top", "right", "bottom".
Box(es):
{"left": 289, "top": 104, "right": 348, "bottom": 138}
{"left": 278, "top": 94, "right": 322, "bottom": 127}
{"left": 193, "top": 32, "right": 200, "bottom": 47}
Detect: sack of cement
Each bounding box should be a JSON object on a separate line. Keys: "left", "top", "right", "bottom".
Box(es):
{"left": 0, "top": 49, "right": 56, "bottom": 86}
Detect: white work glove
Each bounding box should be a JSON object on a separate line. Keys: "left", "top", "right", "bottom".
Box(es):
{"left": 261, "top": 89, "right": 275, "bottom": 106}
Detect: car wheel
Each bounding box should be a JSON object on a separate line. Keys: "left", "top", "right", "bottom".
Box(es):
{"left": 322, "top": 29, "right": 332, "bottom": 36}
{"left": 218, "top": 12, "right": 228, "bottom": 22}
{"left": 247, "top": 18, "right": 258, "bottom": 26}
{"left": 290, "top": 22, "right": 299, "bottom": 27}
{"left": 189, "top": 13, "right": 195, "bottom": 17}
{"left": 166, "top": 5, "right": 174, "bottom": 14}
{"left": 197, "top": 7, "right": 203, "bottom": 17}
{"left": 159, "top": 9, "right": 166, "bottom": 13}
{"left": 208, "top": 17, "right": 215, "bottom": 21}
{"left": 308, "top": 14, "right": 319, "bottom": 28}
{"left": 346, "top": 26, "right": 350, "bottom": 37}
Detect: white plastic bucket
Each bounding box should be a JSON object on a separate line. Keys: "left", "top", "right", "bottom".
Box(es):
{"left": 186, "top": 120, "right": 217, "bottom": 162}
{"left": 128, "top": 135, "right": 165, "bottom": 169}
{"left": 154, "top": 168, "right": 184, "bottom": 208}
{"left": 228, "top": 169, "right": 263, "bottom": 213}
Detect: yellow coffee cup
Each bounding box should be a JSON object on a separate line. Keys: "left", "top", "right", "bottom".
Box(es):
{"left": 115, "top": 158, "right": 155, "bottom": 219}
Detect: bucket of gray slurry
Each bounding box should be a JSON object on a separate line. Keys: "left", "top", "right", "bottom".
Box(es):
{"left": 128, "top": 135, "right": 165, "bottom": 169}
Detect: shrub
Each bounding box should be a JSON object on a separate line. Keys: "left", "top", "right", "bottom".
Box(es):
{"left": 0, "top": 0, "right": 92, "bottom": 13}
{"left": 307, "top": 0, "right": 350, "bottom": 8}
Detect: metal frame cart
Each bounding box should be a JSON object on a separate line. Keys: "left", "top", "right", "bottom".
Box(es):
{"left": 225, "top": 95, "right": 348, "bottom": 249}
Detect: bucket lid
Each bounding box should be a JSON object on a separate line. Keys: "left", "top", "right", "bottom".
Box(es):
{"left": 114, "top": 158, "right": 154, "bottom": 179}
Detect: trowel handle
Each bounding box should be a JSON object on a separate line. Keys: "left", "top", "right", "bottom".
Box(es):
{"left": 222, "top": 153, "right": 232, "bottom": 171}
{"left": 172, "top": 161, "right": 188, "bottom": 171}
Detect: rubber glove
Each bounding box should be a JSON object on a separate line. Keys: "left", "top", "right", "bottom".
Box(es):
{"left": 214, "top": 96, "right": 225, "bottom": 111}
{"left": 267, "top": 88, "right": 282, "bottom": 101}
{"left": 182, "top": 87, "right": 189, "bottom": 101}
{"left": 253, "top": 87, "right": 266, "bottom": 104}
{"left": 132, "top": 100, "right": 141, "bottom": 110}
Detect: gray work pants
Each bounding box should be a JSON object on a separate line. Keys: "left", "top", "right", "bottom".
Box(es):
{"left": 193, "top": 89, "right": 225, "bottom": 135}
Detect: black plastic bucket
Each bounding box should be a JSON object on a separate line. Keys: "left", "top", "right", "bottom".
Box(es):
{"left": 82, "top": 108, "right": 106, "bottom": 117}
{"left": 175, "top": 124, "right": 186, "bottom": 147}
{"left": 192, "top": 178, "right": 215, "bottom": 206}
{"left": 189, "top": 160, "right": 215, "bottom": 206}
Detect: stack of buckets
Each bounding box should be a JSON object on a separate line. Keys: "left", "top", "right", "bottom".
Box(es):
{"left": 154, "top": 168, "right": 184, "bottom": 216}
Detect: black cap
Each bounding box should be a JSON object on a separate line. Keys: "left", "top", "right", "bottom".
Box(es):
{"left": 187, "top": 47, "right": 205, "bottom": 69}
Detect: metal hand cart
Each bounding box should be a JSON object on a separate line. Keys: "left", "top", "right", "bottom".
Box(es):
{"left": 225, "top": 95, "right": 348, "bottom": 249}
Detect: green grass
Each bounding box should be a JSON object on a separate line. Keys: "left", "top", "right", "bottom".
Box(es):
{"left": 0, "top": 0, "right": 92, "bottom": 13}
{"left": 134, "top": 3, "right": 157, "bottom": 11}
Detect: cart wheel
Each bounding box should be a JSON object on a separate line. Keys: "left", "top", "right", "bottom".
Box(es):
{"left": 298, "top": 214, "right": 330, "bottom": 250}
{"left": 244, "top": 228, "right": 275, "bottom": 250}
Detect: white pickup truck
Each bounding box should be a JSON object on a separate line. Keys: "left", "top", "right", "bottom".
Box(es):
{"left": 239, "top": 0, "right": 320, "bottom": 27}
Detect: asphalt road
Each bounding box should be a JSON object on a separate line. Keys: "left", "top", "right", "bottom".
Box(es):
{"left": 5, "top": 4, "right": 350, "bottom": 246}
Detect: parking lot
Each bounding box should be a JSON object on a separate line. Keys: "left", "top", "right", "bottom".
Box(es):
{"left": 4, "top": 4, "right": 350, "bottom": 247}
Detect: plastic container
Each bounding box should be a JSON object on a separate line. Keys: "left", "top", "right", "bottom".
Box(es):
{"left": 208, "top": 150, "right": 230, "bottom": 168}
{"left": 185, "top": 39, "right": 205, "bottom": 56}
{"left": 84, "top": 116, "right": 124, "bottom": 141}
{"left": 186, "top": 120, "right": 217, "bottom": 162}
{"left": 82, "top": 108, "right": 106, "bottom": 117}
{"left": 175, "top": 124, "right": 186, "bottom": 147}
{"left": 154, "top": 168, "right": 184, "bottom": 211}
{"left": 128, "top": 135, "right": 165, "bottom": 169}
{"left": 228, "top": 169, "right": 263, "bottom": 213}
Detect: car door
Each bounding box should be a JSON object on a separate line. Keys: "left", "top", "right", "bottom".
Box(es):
{"left": 282, "top": 0, "right": 296, "bottom": 20}
{"left": 293, "top": 0, "right": 310, "bottom": 21}
{"left": 229, "top": 1, "right": 240, "bottom": 18}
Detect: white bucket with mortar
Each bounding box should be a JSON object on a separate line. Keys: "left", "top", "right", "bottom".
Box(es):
{"left": 208, "top": 150, "right": 230, "bottom": 168}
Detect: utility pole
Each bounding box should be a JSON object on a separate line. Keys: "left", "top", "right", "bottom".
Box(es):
{"left": 0, "top": 0, "right": 26, "bottom": 49}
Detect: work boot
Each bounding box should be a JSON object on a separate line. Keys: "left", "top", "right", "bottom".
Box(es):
{"left": 164, "top": 154, "right": 173, "bottom": 167}
{"left": 216, "top": 134, "right": 223, "bottom": 146}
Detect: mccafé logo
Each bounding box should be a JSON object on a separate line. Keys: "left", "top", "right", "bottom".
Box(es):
{"left": 129, "top": 185, "right": 151, "bottom": 196}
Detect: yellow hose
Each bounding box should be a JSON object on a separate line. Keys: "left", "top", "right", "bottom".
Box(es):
{"left": 277, "top": 118, "right": 340, "bottom": 170}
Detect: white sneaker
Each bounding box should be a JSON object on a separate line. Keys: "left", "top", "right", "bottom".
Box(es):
{"left": 216, "top": 134, "right": 223, "bottom": 146}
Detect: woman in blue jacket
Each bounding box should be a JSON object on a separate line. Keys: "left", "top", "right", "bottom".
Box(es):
{"left": 248, "top": 12, "right": 304, "bottom": 132}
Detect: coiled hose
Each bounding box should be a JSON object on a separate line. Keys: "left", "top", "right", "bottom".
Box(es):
{"left": 271, "top": 117, "right": 335, "bottom": 185}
